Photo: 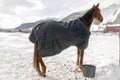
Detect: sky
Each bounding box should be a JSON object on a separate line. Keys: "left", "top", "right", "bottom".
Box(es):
{"left": 0, "top": 0, "right": 120, "bottom": 28}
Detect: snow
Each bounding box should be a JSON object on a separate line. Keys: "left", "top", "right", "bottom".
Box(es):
{"left": 0, "top": 32, "right": 120, "bottom": 80}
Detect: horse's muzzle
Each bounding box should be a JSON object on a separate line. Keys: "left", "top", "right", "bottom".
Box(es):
{"left": 100, "top": 17, "right": 103, "bottom": 22}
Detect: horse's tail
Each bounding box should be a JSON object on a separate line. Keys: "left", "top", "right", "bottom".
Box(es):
{"left": 29, "top": 27, "right": 36, "bottom": 43}
{"left": 29, "top": 22, "right": 45, "bottom": 43}
{"left": 33, "top": 41, "right": 39, "bottom": 70}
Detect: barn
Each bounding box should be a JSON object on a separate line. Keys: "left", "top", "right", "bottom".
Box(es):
{"left": 103, "top": 24, "right": 120, "bottom": 33}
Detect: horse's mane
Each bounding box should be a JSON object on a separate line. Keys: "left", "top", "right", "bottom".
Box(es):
{"left": 80, "top": 6, "right": 95, "bottom": 21}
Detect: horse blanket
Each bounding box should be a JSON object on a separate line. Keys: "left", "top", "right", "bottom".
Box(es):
{"left": 29, "top": 19, "right": 91, "bottom": 57}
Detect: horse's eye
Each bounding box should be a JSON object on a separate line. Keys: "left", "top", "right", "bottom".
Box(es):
{"left": 99, "top": 9, "right": 101, "bottom": 11}
{"left": 97, "top": 10, "right": 100, "bottom": 13}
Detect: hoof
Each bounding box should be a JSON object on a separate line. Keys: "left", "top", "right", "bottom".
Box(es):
{"left": 42, "top": 74, "right": 46, "bottom": 77}
{"left": 79, "top": 65, "right": 83, "bottom": 71}
{"left": 39, "top": 73, "right": 46, "bottom": 77}
{"left": 76, "top": 65, "right": 83, "bottom": 72}
{"left": 76, "top": 67, "right": 82, "bottom": 72}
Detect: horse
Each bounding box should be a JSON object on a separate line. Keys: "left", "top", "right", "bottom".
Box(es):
{"left": 29, "top": 3, "right": 103, "bottom": 77}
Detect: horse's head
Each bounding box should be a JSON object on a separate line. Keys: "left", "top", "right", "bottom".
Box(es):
{"left": 93, "top": 3, "right": 103, "bottom": 22}
{"left": 80, "top": 3, "right": 103, "bottom": 28}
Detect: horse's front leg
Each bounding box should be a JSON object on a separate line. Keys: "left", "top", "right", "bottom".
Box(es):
{"left": 76, "top": 48, "right": 84, "bottom": 71}
{"left": 76, "top": 48, "right": 80, "bottom": 66}
{"left": 80, "top": 49, "right": 84, "bottom": 70}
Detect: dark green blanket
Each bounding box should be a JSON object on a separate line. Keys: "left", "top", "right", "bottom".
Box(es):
{"left": 29, "top": 19, "right": 91, "bottom": 57}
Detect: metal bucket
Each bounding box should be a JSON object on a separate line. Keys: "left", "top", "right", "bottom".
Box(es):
{"left": 82, "top": 64, "right": 96, "bottom": 78}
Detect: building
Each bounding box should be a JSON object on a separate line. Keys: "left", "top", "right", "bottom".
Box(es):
{"left": 103, "top": 24, "right": 120, "bottom": 33}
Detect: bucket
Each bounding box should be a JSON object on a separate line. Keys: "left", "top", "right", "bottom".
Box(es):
{"left": 82, "top": 64, "right": 96, "bottom": 78}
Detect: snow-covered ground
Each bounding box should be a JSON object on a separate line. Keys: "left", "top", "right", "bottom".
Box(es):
{"left": 0, "top": 32, "right": 120, "bottom": 80}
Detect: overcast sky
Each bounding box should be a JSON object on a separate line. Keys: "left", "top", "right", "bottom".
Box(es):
{"left": 0, "top": 0, "right": 120, "bottom": 28}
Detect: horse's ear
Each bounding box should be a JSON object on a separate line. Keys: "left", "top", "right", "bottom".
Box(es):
{"left": 96, "top": 3, "right": 99, "bottom": 7}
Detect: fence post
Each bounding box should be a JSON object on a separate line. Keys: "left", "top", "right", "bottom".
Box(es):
{"left": 119, "top": 32, "right": 120, "bottom": 66}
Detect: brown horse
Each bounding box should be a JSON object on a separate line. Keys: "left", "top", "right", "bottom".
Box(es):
{"left": 32, "top": 3, "right": 103, "bottom": 77}
{"left": 76, "top": 3, "right": 103, "bottom": 70}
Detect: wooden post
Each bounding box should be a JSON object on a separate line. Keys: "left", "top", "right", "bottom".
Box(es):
{"left": 118, "top": 14, "right": 120, "bottom": 65}
{"left": 119, "top": 31, "right": 120, "bottom": 66}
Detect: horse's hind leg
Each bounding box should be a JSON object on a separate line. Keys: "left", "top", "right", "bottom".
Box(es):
{"left": 36, "top": 57, "right": 42, "bottom": 76}
{"left": 34, "top": 41, "right": 41, "bottom": 76}
{"left": 38, "top": 57, "right": 46, "bottom": 77}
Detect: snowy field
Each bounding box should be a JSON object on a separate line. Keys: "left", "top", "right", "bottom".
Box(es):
{"left": 0, "top": 32, "right": 120, "bottom": 80}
